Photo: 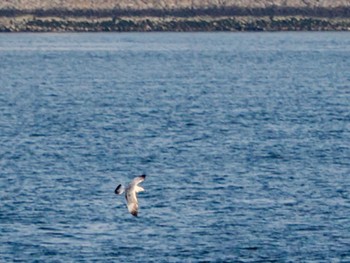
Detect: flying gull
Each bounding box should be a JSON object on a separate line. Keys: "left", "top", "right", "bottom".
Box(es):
{"left": 115, "top": 174, "right": 146, "bottom": 217}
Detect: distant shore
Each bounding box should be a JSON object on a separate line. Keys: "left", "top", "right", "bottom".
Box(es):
{"left": 1, "top": 7, "right": 350, "bottom": 32}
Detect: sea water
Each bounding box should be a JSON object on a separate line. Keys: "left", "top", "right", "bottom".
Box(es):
{"left": 0, "top": 32, "right": 349, "bottom": 262}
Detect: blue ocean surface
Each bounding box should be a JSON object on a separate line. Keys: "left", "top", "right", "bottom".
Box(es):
{"left": 0, "top": 32, "right": 349, "bottom": 262}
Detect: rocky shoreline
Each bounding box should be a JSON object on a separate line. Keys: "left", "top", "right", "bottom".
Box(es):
{"left": 1, "top": 15, "right": 350, "bottom": 32}
{"left": 1, "top": 6, "right": 350, "bottom": 32}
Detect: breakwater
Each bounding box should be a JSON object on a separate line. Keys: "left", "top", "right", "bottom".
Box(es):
{"left": 1, "top": 16, "right": 350, "bottom": 32}
{"left": 1, "top": 5, "right": 350, "bottom": 32}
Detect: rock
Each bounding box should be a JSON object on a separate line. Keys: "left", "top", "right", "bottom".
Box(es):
{"left": 1, "top": 0, "right": 350, "bottom": 32}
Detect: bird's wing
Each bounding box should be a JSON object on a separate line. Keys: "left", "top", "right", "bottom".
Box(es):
{"left": 125, "top": 175, "right": 146, "bottom": 216}
{"left": 126, "top": 189, "right": 139, "bottom": 217}
{"left": 130, "top": 174, "right": 146, "bottom": 186}
{"left": 114, "top": 184, "right": 125, "bottom": 195}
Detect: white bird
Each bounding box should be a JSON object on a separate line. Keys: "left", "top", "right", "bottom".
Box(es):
{"left": 115, "top": 174, "right": 146, "bottom": 217}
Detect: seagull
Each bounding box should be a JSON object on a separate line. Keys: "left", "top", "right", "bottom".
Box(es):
{"left": 115, "top": 174, "right": 146, "bottom": 217}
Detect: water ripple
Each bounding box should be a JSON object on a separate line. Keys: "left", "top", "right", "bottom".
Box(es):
{"left": 1, "top": 32, "right": 350, "bottom": 262}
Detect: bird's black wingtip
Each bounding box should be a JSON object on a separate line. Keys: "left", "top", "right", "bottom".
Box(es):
{"left": 114, "top": 184, "right": 122, "bottom": 195}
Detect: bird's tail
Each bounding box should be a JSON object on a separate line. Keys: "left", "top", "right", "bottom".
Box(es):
{"left": 115, "top": 184, "right": 125, "bottom": 195}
